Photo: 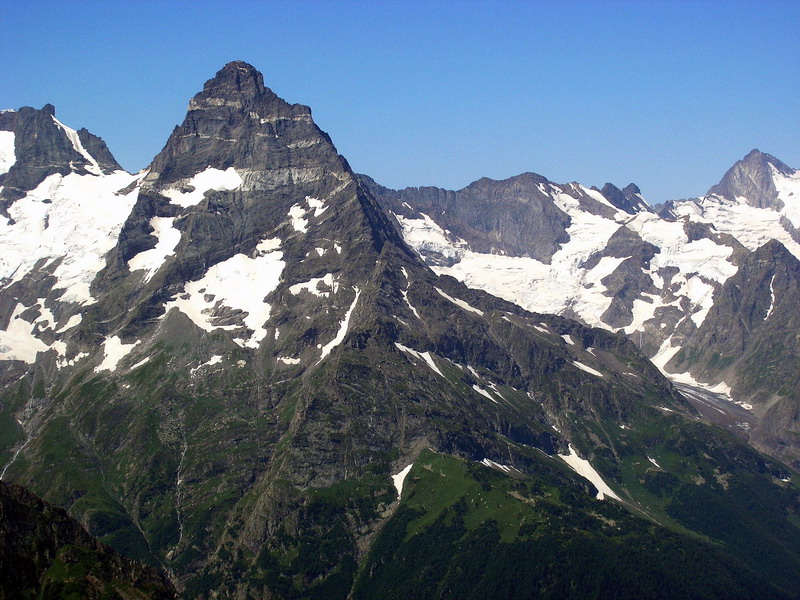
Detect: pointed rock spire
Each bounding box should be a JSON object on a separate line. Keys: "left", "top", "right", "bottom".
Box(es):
{"left": 708, "top": 149, "right": 793, "bottom": 209}
{"left": 145, "top": 61, "right": 339, "bottom": 186}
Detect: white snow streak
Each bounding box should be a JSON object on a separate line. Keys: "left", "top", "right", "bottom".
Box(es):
{"left": 55, "top": 314, "right": 82, "bottom": 333}
{"left": 395, "top": 343, "right": 445, "bottom": 378}
{"left": 480, "top": 458, "right": 517, "bottom": 474}
{"left": 472, "top": 384, "right": 497, "bottom": 403}
{"left": 559, "top": 444, "right": 620, "bottom": 501}
{"left": 52, "top": 116, "right": 101, "bottom": 175}
{"left": 573, "top": 361, "right": 603, "bottom": 378}
{"left": 435, "top": 287, "right": 484, "bottom": 316}
{"left": 317, "top": 288, "right": 360, "bottom": 363}
{"left": 765, "top": 274, "right": 776, "bottom": 320}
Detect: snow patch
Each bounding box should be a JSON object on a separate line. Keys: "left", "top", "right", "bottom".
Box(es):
{"left": 288, "top": 204, "right": 308, "bottom": 232}
{"left": 392, "top": 463, "right": 413, "bottom": 498}
{"left": 289, "top": 274, "right": 337, "bottom": 297}
{"left": 95, "top": 336, "right": 140, "bottom": 372}
{"left": 191, "top": 355, "right": 223, "bottom": 374}
{"left": 57, "top": 351, "right": 88, "bottom": 369}
{"left": 561, "top": 334, "right": 575, "bottom": 345}
{"left": 0, "top": 304, "right": 52, "bottom": 363}
{"left": 162, "top": 167, "right": 242, "bottom": 207}
{"left": 127, "top": 217, "right": 181, "bottom": 281}
{"left": 558, "top": 444, "right": 620, "bottom": 501}
{"left": 0, "top": 130, "right": 15, "bottom": 175}
{"left": 306, "top": 196, "right": 328, "bottom": 217}
{"left": 278, "top": 356, "right": 301, "bottom": 365}
{"left": 163, "top": 238, "right": 284, "bottom": 348}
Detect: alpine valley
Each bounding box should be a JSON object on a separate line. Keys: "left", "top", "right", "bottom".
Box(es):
{"left": 0, "top": 62, "right": 799, "bottom": 599}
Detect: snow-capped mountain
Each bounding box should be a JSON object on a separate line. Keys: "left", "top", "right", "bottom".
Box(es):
{"left": 1, "top": 63, "right": 799, "bottom": 599}
{"left": 365, "top": 151, "right": 800, "bottom": 466}
{"left": 0, "top": 105, "right": 141, "bottom": 367}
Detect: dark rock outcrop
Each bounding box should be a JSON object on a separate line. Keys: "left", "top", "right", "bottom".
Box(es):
{"left": 669, "top": 239, "right": 800, "bottom": 468}
{"left": 0, "top": 481, "right": 177, "bottom": 599}
{"left": 599, "top": 182, "right": 652, "bottom": 215}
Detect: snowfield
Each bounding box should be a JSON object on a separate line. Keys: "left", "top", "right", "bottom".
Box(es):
{"left": 1, "top": 170, "right": 141, "bottom": 304}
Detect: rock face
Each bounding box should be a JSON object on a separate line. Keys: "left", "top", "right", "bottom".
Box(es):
{"left": 671, "top": 239, "right": 800, "bottom": 468}
{"left": 0, "top": 104, "right": 121, "bottom": 211}
{"left": 1, "top": 63, "right": 800, "bottom": 599}
{"left": 709, "top": 149, "right": 794, "bottom": 210}
{"left": 360, "top": 172, "right": 573, "bottom": 262}
{"left": 0, "top": 481, "right": 177, "bottom": 599}
{"left": 599, "top": 182, "right": 651, "bottom": 215}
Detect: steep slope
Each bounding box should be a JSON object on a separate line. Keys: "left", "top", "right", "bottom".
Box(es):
{"left": 1, "top": 63, "right": 799, "bottom": 599}
{"left": 670, "top": 240, "right": 800, "bottom": 468}
{"left": 0, "top": 480, "right": 177, "bottom": 599}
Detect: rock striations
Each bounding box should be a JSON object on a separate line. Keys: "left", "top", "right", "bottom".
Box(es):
{"left": 1, "top": 62, "right": 799, "bottom": 599}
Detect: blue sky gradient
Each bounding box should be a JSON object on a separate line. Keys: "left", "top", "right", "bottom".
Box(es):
{"left": 2, "top": 0, "right": 798, "bottom": 202}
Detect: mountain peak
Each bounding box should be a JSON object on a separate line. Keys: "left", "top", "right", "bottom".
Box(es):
{"left": 148, "top": 62, "right": 328, "bottom": 184}
{"left": 708, "top": 149, "right": 794, "bottom": 209}
{"left": 201, "top": 60, "right": 270, "bottom": 99}
{"left": 599, "top": 182, "right": 651, "bottom": 215}
{"left": 741, "top": 148, "right": 792, "bottom": 174}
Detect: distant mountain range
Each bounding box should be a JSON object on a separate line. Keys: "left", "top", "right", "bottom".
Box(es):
{"left": 364, "top": 148, "right": 800, "bottom": 469}
{"left": 1, "top": 62, "right": 798, "bottom": 599}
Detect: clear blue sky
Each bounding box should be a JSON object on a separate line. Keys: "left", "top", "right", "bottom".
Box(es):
{"left": 2, "top": 0, "right": 798, "bottom": 202}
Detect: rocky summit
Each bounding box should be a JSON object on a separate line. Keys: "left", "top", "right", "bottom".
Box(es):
{"left": 1, "top": 62, "right": 799, "bottom": 599}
